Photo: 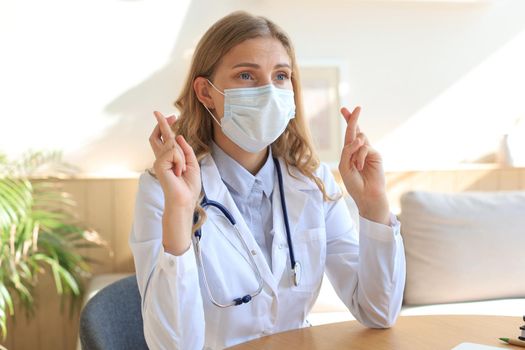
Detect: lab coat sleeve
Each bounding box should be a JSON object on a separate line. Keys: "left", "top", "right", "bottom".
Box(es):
{"left": 319, "top": 164, "right": 406, "bottom": 328}
{"left": 129, "top": 172, "right": 205, "bottom": 349}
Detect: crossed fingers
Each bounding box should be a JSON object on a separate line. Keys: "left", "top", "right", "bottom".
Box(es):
{"left": 341, "top": 106, "right": 370, "bottom": 171}
{"left": 149, "top": 111, "right": 186, "bottom": 175}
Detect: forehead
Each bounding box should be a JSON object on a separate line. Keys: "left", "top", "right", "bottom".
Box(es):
{"left": 219, "top": 36, "right": 291, "bottom": 68}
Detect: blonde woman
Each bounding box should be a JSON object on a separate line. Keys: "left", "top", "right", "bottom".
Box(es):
{"left": 130, "top": 11, "right": 405, "bottom": 350}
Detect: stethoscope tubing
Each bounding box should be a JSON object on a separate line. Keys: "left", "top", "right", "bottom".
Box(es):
{"left": 274, "top": 156, "right": 300, "bottom": 281}
{"left": 193, "top": 157, "right": 299, "bottom": 308}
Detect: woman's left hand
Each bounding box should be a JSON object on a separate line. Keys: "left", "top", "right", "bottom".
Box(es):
{"left": 338, "top": 106, "right": 391, "bottom": 226}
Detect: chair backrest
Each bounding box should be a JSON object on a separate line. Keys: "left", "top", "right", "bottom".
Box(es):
{"left": 79, "top": 275, "right": 148, "bottom": 350}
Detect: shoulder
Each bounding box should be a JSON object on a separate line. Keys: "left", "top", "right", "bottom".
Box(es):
{"left": 139, "top": 169, "right": 161, "bottom": 190}
{"left": 314, "top": 162, "right": 335, "bottom": 182}
{"left": 135, "top": 170, "right": 164, "bottom": 208}
{"left": 316, "top": 162, "right": 342, "bottom": 197}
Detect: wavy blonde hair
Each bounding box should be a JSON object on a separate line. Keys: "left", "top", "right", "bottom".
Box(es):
{"left": 169, "top": 11, "right": 337, "bottom": 231}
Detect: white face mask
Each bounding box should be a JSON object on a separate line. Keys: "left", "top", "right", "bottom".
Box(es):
{"left": 202, "top": 79, "right": 296, "bottom": 153}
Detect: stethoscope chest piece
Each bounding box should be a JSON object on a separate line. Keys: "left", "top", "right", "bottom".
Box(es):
{"left": 293, "top": 262, "right": 301, "bottom": 287}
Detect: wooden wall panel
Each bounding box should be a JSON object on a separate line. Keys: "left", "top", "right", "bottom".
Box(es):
{"left": 36, "top": 273, "right": 63, "bottom": 350}
{"left": 113, "top": 179, "right": 139, "bottom": 273}
{"left": 60, "top": 181, "right": 89, "bottom": 350}
{"left": 465, "top": 169, "right": 500, "bottom": 191}
{"left": 63, "top": 305, "right": 81, "bottom": 350}
{"left": 85, "top": 180, "right": 115, "bottom": 274}
{"left": 0, "top": 309, "right": 15, "bottom": 349}
{"left": 498, "top": 168, "right": 521, "bottom": 190}
{"left": 8, "top": 297, "right": 41, "bottom": 350}
{"left": 454, "top": 169, "right": 488, "bottom": 191}
{"left": 384, "top": 167, "right": 525, "bottom": 214}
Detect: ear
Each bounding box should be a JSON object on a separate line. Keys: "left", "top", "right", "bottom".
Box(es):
{"left": 193, "top": 77, "right": 215, "bottom": 109}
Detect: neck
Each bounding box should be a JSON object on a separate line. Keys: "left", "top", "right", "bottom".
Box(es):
{"left": 213, "top": 133, "right": 268, "bottom": 175}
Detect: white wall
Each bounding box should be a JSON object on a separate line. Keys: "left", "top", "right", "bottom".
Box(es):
{"left": 1, "top": 0, "right": 524, "bottom": 175}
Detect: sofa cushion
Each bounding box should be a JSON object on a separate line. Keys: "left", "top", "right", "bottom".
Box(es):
{"left": 400, "top": 190, "right": 525, "bottom": 305}
{"left": 400, "top": 298, "right": 525, "bottom": 317}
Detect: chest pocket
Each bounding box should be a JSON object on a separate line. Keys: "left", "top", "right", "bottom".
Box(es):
{"left": 290, "top": 227, "right": 326, "bottom": 292}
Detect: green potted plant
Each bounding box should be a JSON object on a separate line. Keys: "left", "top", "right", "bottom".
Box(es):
{"left": 0, "top": 150, "right": 108, "bottom": 341}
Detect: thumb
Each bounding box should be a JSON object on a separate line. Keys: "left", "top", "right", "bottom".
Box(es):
{"left": 176, "top": 135, "right": 198, "bottom": 167}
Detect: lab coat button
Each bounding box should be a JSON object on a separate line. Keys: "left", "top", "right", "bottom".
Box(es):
{"left": 278, "top": 243, "right": 284, "bottom": 249}
{"left": 168, "top": 259, "right": 175, "bottom": 267}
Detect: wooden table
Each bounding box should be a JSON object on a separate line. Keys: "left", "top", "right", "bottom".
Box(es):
{"left": 227, "top": 315, "right": 522, "bottom": 349}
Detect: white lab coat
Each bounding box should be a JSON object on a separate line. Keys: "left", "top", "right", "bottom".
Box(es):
{"left": 129, "top": 154, "right": 406, "bottom": 350}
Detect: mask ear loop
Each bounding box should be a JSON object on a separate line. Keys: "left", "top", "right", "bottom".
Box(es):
{"left": 206, "top": 79, "right": 225, "bottom": 96}
{"left": 201, "top": 79, "right": 224, "bottom": 127}
{"left": 202, "top": 104, "right": 221, "bottom": 127}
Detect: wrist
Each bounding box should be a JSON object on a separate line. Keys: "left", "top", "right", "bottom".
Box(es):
{"left": 162, "top": 203, "right": 195, "bottom": 256}
{"left": 164, "top": 198, "right": 196, "bottom": 215}
{"left": 163, "top": 240, "right": 192, "bottom": 256}
{"left": 356, "top": 194, "right": 391, "bottom": 226}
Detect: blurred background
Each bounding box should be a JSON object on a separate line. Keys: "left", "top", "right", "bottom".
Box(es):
{"left": 1, "top": 0, "right": 525, "bottom": 349}
{"left": 2, "top": 0, "right": 525, "bottom": 175}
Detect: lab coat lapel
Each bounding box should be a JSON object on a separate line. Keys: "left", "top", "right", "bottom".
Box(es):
{"left": 271, "top": 158, "right": 314, "bottom": 284}
{"left": 200, "top": 154, "right": 278, "bottom": 293}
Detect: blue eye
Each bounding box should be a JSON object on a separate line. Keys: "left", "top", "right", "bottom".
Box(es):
{"left": 239, "top": 72, "right": 252, "bottom": 80}
{"left": 276, "top": 72, "right": 289, "bottom": 81}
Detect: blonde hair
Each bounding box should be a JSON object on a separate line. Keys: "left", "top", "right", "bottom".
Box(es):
{"left": 169, "top": 11, "right": 338, "bottom": 231}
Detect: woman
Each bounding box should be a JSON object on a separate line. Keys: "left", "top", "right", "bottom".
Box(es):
{"left": 129, "top": 11, "right": 405, "bottom": 350}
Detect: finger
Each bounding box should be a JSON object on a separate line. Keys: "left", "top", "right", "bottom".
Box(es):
{"left": 149, "top": 124, "right": 163, "bottom": 156}
{"left": 165, "top": 137, "right": 185, "bottom": 176}
{"left": 153, "top": 140, "right": 176, "bottom": 171}
{"left": 355, "top": 145, "right": 369, "bottom": 171}
{"left": 162, "top": 138, "right": 184, "bottom": 177}
{"left": 150, "top": 115, "right": 177, "bottom": 153}
{"left": 346, "top": 138, "right": 364, "bottom": 157}
{"left": 356, "top": 131, "right": 369, "bottom": 146}
{"left": 174, "top": 140, "right": 186, "bottom": 173}
{"left": 340, "top": 138, "right": 364, "bottom": 169}
{"left": 341, "top": 106, "right": 361, "bottom": 146}
{"left": 153, "top": 111, "right": 175, "bottom": 143}
{"left": 176, "top": 135, "right": 198, "bottom": 168}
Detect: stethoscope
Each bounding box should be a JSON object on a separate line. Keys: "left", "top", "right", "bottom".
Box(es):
{"left": 193, "top": 157, "right": 301, "bottom": 308}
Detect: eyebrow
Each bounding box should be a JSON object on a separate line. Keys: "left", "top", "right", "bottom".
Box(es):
{"left": 231, "top": 62, "right": 292, "bottom": 69}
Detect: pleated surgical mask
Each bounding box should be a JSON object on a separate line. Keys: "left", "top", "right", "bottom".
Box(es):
{"left": 202, "top": 79, "right": 296, "bottom": 153}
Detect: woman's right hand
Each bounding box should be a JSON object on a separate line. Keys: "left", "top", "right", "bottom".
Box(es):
{"left": 149, "top": 111, "right": 201, "bottom": 210}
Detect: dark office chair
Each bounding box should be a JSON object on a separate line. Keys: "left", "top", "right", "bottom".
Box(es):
{"left": 79, "top": 275, "right": 148, "bottom": 350}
